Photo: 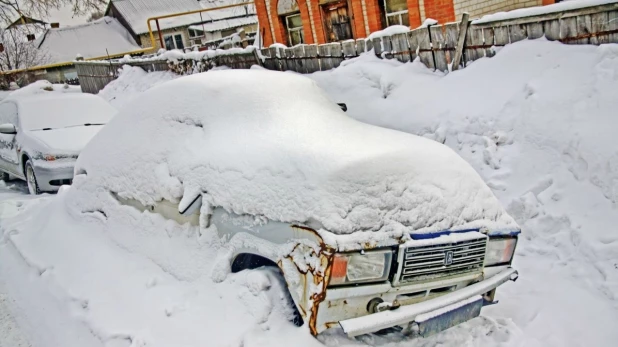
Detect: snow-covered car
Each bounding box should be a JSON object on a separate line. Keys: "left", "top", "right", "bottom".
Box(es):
{"left": 69, "top": 70, "right": 519, "bottom": 338}
{"left": 0, "top": 93, "right": 115, "bottom": 194}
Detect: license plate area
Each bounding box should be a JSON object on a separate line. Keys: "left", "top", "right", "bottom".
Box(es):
{"left": 414, "top": 296, "right": 483, "bottom": 337}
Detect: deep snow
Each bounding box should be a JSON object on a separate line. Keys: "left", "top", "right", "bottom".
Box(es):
{"left": 1, "top": 38, "right": 617, "bottom": 347}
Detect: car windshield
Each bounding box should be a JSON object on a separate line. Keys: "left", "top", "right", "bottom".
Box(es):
{"left": 19, "top": 95, "right": 114, "bottom": 131}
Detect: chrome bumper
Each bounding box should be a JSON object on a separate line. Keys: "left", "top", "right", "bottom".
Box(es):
{"left": 338, "top": 267, "right": 518, "bottom": 337}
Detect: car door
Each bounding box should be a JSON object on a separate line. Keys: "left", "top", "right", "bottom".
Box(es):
{"left": 0, "top": 101, "right": 21, "bottom": 176}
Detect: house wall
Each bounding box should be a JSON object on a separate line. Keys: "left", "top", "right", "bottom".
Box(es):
{"left": 138, "top": 28, "right": 191, "bottom": 50}
{"left": 256, "top": 0, "right": 555, "bottom": 46}
{"left": 453, "top": 0, "right": 544, "bottom": 21}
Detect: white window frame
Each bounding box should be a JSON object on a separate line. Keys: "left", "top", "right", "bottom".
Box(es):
{"left": 163, "top": 32, "right": 185, "bottom": 50}
{"left": 383, "top": 0, "right": 409, "bottom": 26}
{"left": 285, "top": 13, "right": 304, "bottom": 46}
{"left": 188, "top": 28, "right": 204, "bottom": 39}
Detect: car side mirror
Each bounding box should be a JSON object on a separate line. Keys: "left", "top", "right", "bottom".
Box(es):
{"left": 179, "top": 193, "right": 202, "bottom": 216}
{"left": 338, "top": 103, "right": 347, "bottom": 112}
{"left": 0, "top": 123, "right": 16, "bottom": 135}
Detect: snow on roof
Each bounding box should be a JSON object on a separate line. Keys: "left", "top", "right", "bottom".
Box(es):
{"left": 35, "top": 17, "right": 141, "bottom": 64}
{"left": 188, "top": 16, "right": 257, "bottom": 33}
{"left": 472, "top": 0, "right": 618, "bottom": 24}
{"left": 74, "top": 69, "right": 518, "bottom": 236}
{"left": 277, "top": 0, "right": 299, "bottom": 15}
{"left": 111, "top": 0, "right": 256, "bottom": 35}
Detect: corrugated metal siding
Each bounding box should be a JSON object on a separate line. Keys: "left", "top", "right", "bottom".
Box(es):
{"left": 189, "top": 16, "right": 257, "bottom": 32}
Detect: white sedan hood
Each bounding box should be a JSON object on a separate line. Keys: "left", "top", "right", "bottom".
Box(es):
{"left": 28, "top": 126, "right": 104, "bottom": 154}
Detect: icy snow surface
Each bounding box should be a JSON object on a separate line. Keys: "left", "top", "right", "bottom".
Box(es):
{"left": 1, "top": 38, "right": 618, "bottom": 347}
{"left": 73, "top": 68, "right": 517, "bottom": 236}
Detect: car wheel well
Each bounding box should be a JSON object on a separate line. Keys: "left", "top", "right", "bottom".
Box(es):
{"left": 21, "top": 154, "right": 30, "bottom": 174}
{"left": 231, "top": 253, "right": 278, "bottom": 273}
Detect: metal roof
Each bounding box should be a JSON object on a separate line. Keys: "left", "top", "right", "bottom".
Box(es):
{"left": 188, "top": 15, "right": 257, "bottom": 32}
{"left": 35, "top": 17, "right": 142, "bottom": 64}
{"left": 111, "top": 0, "right": 256, "bottom": 35}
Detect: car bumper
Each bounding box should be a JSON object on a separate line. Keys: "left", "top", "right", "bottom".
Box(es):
{"left": 32, "top": 163, "right": 75, "bottom": 192}
{"left": 329, "top": 267, "right": 518, "bottom": 337}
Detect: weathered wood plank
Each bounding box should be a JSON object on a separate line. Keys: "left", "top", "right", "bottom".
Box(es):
{"left": 576, "top": 14, "right": 593, "bottom": 44}
{"left": 445, "top": 21, "right": 461, "bottom": 69}
{"left": 330, "top": 43, "right": 344, "bottom": 68}
{"left": 356, "top": 39, "right": 366, "bottom": 54}
{"left": 560, "top": 16, "right": 578, "bottom": 43}
{"left": 430, "top": 25, "right": 448, "bottom": 72}
{"left": 465, "top": 27, "right": 484, "bottom": 63}
{"left": 543, "top": 19, "right": 561, "bottom": 41}
{"left": 415, "top": 27, "right": 434, "bottom": 69}
{"left": 318, "top": 44, "right": 332, "bottom": 71}
{"left": 342, "top": 40, "right": 357, "bottom": 58}
{"left": 609, "top": 10, "right": 618, "bottom": 43}
{"left": 483, "top": 27, "right": 496, "bottom": 57}
{"left": 391, "top": 32, "right": 411, "bottom": 63}
{"left": 372, "top": 37, "right": 382, "bottom": 56}
{"left": 365, "top": 38, "right": 374, "bottom": 52}
{"left": 493, "top": 26, "right": 510, "bottom": 45}
{"left": 407, "top": 30, "right": 419, "bottom": 61}
{"left": 590, "top": 12, "right": 609, "bottom": 44}
{"left": 284, "top": 48, "right": 295, "bottom": 72}
{"left": 305, "top": 44, "right": 319, "bottom": 73}
{"left": 525, "top": 22, "right": 544, "bottom": 40}
{"left": 382, "top": 36, "right": 393, "bottom": 59}
{"left": 509, "top": 24, "right": 527, "bottom": 43}
{"left": 294, "top": 45, "right": 307, "bottom": 73}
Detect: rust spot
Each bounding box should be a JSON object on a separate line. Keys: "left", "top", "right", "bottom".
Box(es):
{"left": 325, "top": 322, "right": 339, "bottom": 329}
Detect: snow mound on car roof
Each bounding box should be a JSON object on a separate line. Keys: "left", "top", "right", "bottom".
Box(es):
{"left": 74, "top": 69, "right": 518, "bottom": 235}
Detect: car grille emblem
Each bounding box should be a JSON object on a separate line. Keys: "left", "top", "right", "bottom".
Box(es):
{"left": 444, "top": 251, "right": 454, "bottom": 266}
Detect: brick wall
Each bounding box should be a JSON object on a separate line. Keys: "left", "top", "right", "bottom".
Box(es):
{"left": 364, "top": 0, "right": 384, "bottom": 33}
{"left": 256, "top": 0, "right": 274, "bottom": 46}
{"left": 350, "top": 0, "right": 368, "bottom": 38}
{"left": 424, "top": 0, "right": 456, "bottom": 23}
{"left": 453, "top": 0, "right": 543, "bottom": 21}
{"left": 407, "top": 0, "right": 423, "bottom": 27}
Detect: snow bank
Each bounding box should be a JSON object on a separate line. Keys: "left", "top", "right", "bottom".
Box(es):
{"left": 74, "top": 69, "right": 516, "bottom": 236}
{"left": 6, "top": 80, "right": 80, "bottom": 99}
{"left": 367, "top": 25, "right": 410, "bottom": 40}
{"left": 98, "top": 65, "right": 178, "bottom": 108}
{"left": 472, "top": 0, "right": 618, "bottom": 24}
{"left": 310, "top": 38, "right": 618, "bottom": 345}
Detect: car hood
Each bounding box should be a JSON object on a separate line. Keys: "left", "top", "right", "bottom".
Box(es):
{"left": 27, "top": 126, "right": 104, "bottom": 154}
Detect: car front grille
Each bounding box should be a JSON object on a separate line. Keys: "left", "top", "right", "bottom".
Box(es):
{"left": 399, "top": 236, "right": 487, "bottom": 284}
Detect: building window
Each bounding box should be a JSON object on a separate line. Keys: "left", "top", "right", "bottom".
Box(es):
{"left": 322, "top": 0, "right": 353, "bottom": 42}
{"left": 164, "top": 33, "right": 184, "bottom": 50}
{"left": 384, "top": 0, "right": 409, "bottom": 27}
{"left": 188, "top": 28, "right": 204, "bottom": 38}
{"left": 285, "top": 13, "right": 304, "bottom": 46}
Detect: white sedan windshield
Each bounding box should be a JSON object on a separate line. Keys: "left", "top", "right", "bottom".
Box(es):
{"left": 19, "top": 95, "right": 114, "bottom": 131}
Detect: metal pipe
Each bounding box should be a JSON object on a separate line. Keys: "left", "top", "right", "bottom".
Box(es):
{"left": 146, "top": 1, "right": 254, "bottom": 53}
{"left": 155, "top": 19, "right": 164, "bottom": 49}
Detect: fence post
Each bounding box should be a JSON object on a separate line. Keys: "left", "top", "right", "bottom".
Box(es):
{"left": 452, "top": 13, "right": 470, "bottom": 71}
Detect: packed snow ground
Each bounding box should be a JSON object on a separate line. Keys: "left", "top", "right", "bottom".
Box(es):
{"left": 1, "top": 38, "right": 617, "bottom": 346}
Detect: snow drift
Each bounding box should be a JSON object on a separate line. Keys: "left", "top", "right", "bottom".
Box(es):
{"left": 73, "top": 69, "right": 517, "bottom": 235}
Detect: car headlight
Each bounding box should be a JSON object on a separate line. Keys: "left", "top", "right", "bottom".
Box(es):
{"left": 329, "top": 249, "right": 393, "bottom": 286}
{"left": 485, "top": 238, "right": 517, "bottom": 266}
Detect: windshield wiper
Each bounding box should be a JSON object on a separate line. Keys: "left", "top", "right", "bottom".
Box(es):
{"left": 63, "top": 123, "right": 106, "bottom": 128}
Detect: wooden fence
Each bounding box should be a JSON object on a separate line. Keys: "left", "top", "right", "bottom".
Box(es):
{"left": 76, "top": 49, "right": 260, "bottom": 94}
{"left": 75, "top": 60, "right": 169, "bottom": 94}
{"left": 260, "top": 2, "right": 618, "bottom": 73}
{"left": 77, "top": 2, "right": 618, "bottom": 93}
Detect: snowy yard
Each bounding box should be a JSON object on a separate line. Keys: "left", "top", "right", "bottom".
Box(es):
{"left": 1, "top": 38, "right": 617, "bottom": 347}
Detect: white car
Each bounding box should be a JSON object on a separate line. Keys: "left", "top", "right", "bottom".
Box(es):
{"left": 0, "top": 93, "right": 115, "bottom": 194}
{"left": 70, "top": 70, "right": 519, "bottom": 338}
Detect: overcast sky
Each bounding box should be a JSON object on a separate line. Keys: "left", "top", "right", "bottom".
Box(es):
{"left": 45, "top": 5, "right": 91, "bottom": 27}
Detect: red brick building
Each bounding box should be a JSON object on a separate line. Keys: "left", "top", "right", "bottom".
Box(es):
{"left": 256, "top": 0, "right": 556, "bottom": 46}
